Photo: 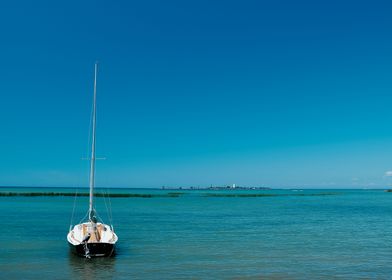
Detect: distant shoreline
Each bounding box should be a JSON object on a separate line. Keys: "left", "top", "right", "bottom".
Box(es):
{"left": 162, "top": 186, "right": 271, "bottom": 190}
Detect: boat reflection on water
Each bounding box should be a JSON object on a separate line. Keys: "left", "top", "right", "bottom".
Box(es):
{"left": 68, "top": 252, "right": 116, "bottom": 280}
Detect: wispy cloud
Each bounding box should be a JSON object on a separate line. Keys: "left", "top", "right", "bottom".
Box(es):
{"left": 385, "top": 171, "right": 392, "bottom": 177}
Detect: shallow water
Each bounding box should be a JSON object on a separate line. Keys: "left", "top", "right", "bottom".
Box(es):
{"left": 1, "top": 188, "right": 392, "bottom": 279}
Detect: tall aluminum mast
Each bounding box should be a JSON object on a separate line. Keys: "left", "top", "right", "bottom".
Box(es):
{"left": 88, "top": 62, "right": 98, "bottom": 220}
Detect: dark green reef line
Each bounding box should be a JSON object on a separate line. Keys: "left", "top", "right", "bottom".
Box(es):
{"left": 0, "top": 191, "right": 339, "bottom": 198}
{"left": 203, "top": 193, "right": 339, "bottom": 197}
{"left": 0, "top": 192, "right": 182, "bottom": 198}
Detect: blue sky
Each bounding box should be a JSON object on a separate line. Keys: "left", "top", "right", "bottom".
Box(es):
{"left": 1, "top": 0, "right": 392, "bottom": 188}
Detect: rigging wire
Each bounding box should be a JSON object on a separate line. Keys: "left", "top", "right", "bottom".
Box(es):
{"left": 87, "top": 79, "right": 94, "bottom": 160}
{"left": 102, "top": 189, "right": 113, "bottom": 227}
{"left": 78, "top": 209, "right": 89, "bottom": 225}
{"left": 107, "top": 189, "right": 114, "bottom": 228}
{"left": 69, "top": 189, "right": 79, "bottom": 230}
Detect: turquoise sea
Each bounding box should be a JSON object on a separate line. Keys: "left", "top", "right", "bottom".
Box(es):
{"left": 1, "top": 187, "right": 392, "bottom": 279}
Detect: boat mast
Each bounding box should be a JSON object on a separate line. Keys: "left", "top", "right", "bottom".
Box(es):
{"left": 88, "top": 62, "right": 98, "bottom": 221}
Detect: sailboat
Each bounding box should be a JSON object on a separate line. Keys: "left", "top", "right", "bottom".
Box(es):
{"left": 67, "top": 63, "right": 118, "bottom": 257}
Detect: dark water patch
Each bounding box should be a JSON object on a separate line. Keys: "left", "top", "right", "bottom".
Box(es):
{"left": 167, "top": 192, "right": 186, "bottom": 195}
{"left": 203, "top": 193, "right": 340, "bottom": 198}
{"left": 0, "top": 192, "right": 180, "bottom": 198}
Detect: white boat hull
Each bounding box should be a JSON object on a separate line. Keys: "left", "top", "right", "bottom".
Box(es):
{"left": 67, "top": 222, "right": 118, "bottom": 257}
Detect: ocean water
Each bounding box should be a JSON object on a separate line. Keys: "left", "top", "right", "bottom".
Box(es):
{"left": 1, "top": 187, "right": 392, "bottom": 279}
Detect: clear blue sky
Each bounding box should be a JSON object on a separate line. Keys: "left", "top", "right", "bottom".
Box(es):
{"left": 1, "top": 0, "right": 392, "bottom": 188}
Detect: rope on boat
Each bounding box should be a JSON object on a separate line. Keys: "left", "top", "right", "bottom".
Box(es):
{"left": 83, "top": 234, "right": 91, "bottom": 259}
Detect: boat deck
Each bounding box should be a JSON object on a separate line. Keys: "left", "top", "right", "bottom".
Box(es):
{"left": 82, "top": 224, "right": 104, "bottom": 243}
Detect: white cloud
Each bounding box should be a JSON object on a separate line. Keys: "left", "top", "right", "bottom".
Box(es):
{"left": 385, "top": 171, "right": 392, "bottom": 177}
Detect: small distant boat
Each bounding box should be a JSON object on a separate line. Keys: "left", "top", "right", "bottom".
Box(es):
{"left": 67, "top": 63, "right": 118, "bottom": 257}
